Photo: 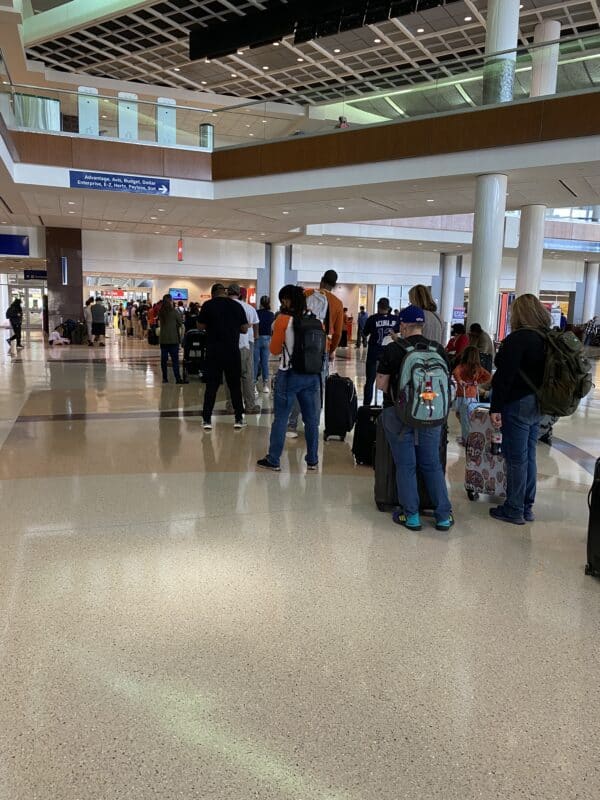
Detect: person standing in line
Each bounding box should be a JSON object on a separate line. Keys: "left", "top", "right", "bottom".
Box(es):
{"left": 584, "top": 315, "right": 598, "bottom": 346}
{"left": 198, "top": 283, "right": 249, "bottom": 430}
{"left": 362, "top": 298, "right": 399, "bottom": 407}
{"left": 356, "top": 306, "right": 369, "bottom": 348}
{"left": 255, "top": 295, "right": 275, "bottom": 393}
{"left": 84, "top": 298, "right": 94, "bottom": 346}
{"left": 452, "top": 346, "right": 491, "bottom": 445}
{"left": 446, "top": 323, "right": 470, "bottom": 366}
{"left": 376, "top": 305, "right": 454, "bottom": 532}
{"left": 158, "top": 294, "right": 184, "bottom": 384}
{"left": 408, "top": 284, "right": 443, "bottom": 343}
{"left": 225, "top": 284, "right": 260, "bottom": 415}
{"left": 257, "top": 286, "right": 321, "bottom": 472}
{"left": 90, "top": 297, "right": 107, "bottom": 347}
{"left": 6, "top": 298, "right": 24, "bottom": 349}
{"left": 287, "top": 270, "right": 344, "bottom": 438}
{"left": 468, "top": 322, "right": 495, "bottom": 373}
{"left": 489, "top": 294, "right": 550, "bottom": 525}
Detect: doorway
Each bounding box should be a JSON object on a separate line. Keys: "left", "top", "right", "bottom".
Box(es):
{"left": 8, "top": 283, "right": 46, "bottom": 329}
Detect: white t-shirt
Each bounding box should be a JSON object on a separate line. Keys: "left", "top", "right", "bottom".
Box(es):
{"left": 236, "top": 298, "right": 259, "bottom": 349}
{"left": 278, "top": 315, "right": 295, "bottom": 371}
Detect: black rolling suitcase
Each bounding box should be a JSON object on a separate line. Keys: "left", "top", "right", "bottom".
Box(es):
{"left": 585, "top": 458, "right": 600, "bottom": 577}
{"left": 71, "top": 322, "right": 87, "bottom": 345}
{"left": 147, "top": 326, "right": 159, "bottom": 345}
{"left": 374, "top": 413, "right": 448, "bottom": 513}
{"left": 182, "top": 330, "right": 207, "bottom": 381}
{"left": 324, "top": 374, "right": 357, "bottom": 441}
{"left": 352, "top": 406, "right": 381, "bottom": 465}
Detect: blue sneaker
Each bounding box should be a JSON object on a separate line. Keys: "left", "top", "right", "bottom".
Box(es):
{"left": 435, "top": 514, "right": 455, "bottom": 532}
{"left": 392, "top": 511, "right": 422, "bottom": 531}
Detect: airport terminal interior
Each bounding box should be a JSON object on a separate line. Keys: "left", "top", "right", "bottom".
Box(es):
{"left": 0, "top": 0, "right": 600, "bottom": 798}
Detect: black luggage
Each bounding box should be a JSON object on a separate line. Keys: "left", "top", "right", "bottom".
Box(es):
{"left": 147, "top": 326, "right": 159, "bottom": 346}
{"left": 324, "top": 374, "right": 357, "bottom": 441}
{"left": 340, "top": 330, "right": 348, "bottom": 348}
{"left": 585, "top": 458, "right": 600, "bottom": 577}
{"left": 374, "top": 413, "right": 448, "bottom": 512}
{"left": 71, "top": 322, "right": 87, "bottom": 345}
{"left": 352, "top": 406, "right": 381, "bottom": 465}
{"left": 182, "top": 329, "right": 207, "bottom": 381}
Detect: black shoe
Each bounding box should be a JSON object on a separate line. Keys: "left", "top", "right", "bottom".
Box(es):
{"left": 162, "top": 379, "right": 169, "bottom": 384}
{"left": 176, "top": 379, "right": 185, "bottom": 385}
{"left": 257, "top": 457, "right": 280, "bottom": 471}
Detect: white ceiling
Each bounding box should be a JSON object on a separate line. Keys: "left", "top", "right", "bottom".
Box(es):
{"left": 25, "top": 0, "right": 600, "bottom": 103}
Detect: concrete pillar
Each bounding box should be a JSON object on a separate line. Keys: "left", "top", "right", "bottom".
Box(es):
{"left": 516, "top": 204, "right": 546, "bottom": 296}
{"left": 583, "top": 262, "right": 600, "bottom": 322}
{"left": 469, "top": 174, "right": 508, "bottom": 336}
{"left": 592, "top": 206, "right": 600, "bottom": 223}
{"left": 531, "top": 20, "right": 561, "bottom": 98}
{"left": 45, "top": 228, "right": 83, "bottom": 332}
{"left": 483, "top": 0, "right": 521, "bottom": 104}
{"left": 270, "top": 243, "right": 286, "bottom": 303}
{"left": 440, "top": 253, "right": 458, "bottom": 343}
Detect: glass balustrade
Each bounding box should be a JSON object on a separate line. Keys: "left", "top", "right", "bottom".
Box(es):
{"left": 0, "top": 31, "right": 598, "bottom": 152}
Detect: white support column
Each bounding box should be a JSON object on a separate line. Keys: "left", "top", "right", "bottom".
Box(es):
{"left": 483, "top": 0, "right": 521, "bottom": 104}
{"left": 516, "top": 204, "right": 546, "bottom": 296}
{"left": 469, "top": 174, "right": 508, "bottom": 336}
{"left": 440, "top": 253, "right": 458, "bottom": 344}
{"left": 583, "top": 262, "right": 600, "bottom": 322}
{"left": 531, "top": 20, "right": 561, "bottom": 98}
{"left": 269, "top": 244, "right": 286, "bottom": 302}
{"left": 77, "top": 86, "right": 99, "bottom": 137}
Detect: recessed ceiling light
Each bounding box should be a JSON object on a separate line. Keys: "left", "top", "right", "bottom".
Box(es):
{"left": 68, "top": 201, "right": 75, "bottom": 205}
{"left": 68, "top": 211, "right": 75, "bottom": 214}
{"left": 426, "top": 199, "right": 434, "bottom": 203}
{"left": 464, "top": 16, "right": 472, "bottom": 21}
{"left": 249, "top": 133, "right": 254, "bottom": 136}
{"left": 104, "top": 228, "right": 110, "bottom": 231}
{"left": 417, "top": 27, "right": 425, "bottom": 33}
{"left": 205, "top": 58, "right": 211, "bottom": 63}
{"left": 297, "top": 57, "right": 304, "bottom": 62}
{"left": 201, "top": 81, "right": 207, "bottom": 85}
{"left": 245, "top": 124, "right": 251, "bottom": 127}
{"left": 155, "top": 230, "right": 160, "bottom": 234}
{"left": 337, "top": 206, "right": 345, "bottom": 210}
{"left": 247, "top": 237, "right": 253, "bottom": 240}
{"left": 273, "top": 42, "right": 279, "bottom": 47}
{"left": 212, "top": 113, "right": 218, "bottom": 117}
{"left": 374, "top": 38, "right": 381, "bottom": 43}
{"left": 262, "top": 119, "right": 267, "bottom": 123}
{"left": 237, "top": 49, "right": 244, "bottom": 54}
{"left": 173, "top": 67, "right": 180, "bottom": 72}
{"left": 334, "top": 48, "right": 341, "bottom": 54}
{"left": 101, "top": 114, "right": 107, "bottom": 119}
{"left": 282, "top": 210, "right": 290, "bottom": 215}
{"left": 158, "top": 208, "right": 165, "bottom": 212}
{"left": 231, "top": 73, "right": 237, "bottom": 78}
{"left": 262, "top": 65, "right": 269, "bottom": 70}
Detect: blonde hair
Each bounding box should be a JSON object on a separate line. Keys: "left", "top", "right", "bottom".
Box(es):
{"left": 409, "top": 284, "right": 437, "bottom": 312}
{"left": 510, "top": 294, "right": 551, "bottom": 331}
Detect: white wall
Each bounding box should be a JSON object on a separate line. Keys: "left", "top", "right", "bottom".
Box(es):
{"left": 83, "top": 230, "right": 264, "bottom": 282}
{"left": 461, "top": 254, "right": 585, "bottom": 292}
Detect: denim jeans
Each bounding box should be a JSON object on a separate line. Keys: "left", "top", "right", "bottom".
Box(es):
{"left": 254, "top": 335, "right": 271, "bottom": 382}
{"left": 160, "top": 344, "right": 181, "bottom": 382}
{"left": 363, "top": 356, "right": 378, "bottom": 407}
{"left": 499, "top": 393, "right": 541, "bottom": 520}
{"left": 268, "top": 369, "right": 320, "bottom": 467}
{"left": 381, "top": 406, "right": 452, "bottom": 522}
{"left": 288, "top": 355, "right": 329, "bottom": 430}
{"left": 455, "top": 397, "right": 478, "bottom": 442}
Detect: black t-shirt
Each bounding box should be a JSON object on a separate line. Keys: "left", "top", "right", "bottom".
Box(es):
{"left": 376, "top": 335, "right": 450, "bottom": 408}
{"left": 198, "top": 297, "right": 247, "bottom": 353}
{"left": 363, "top": 313, "right": 400, "bottom": 359}
{"left": 257, "top": 309, "right": 275, "bottom": 337}
{"left": 490, "top": 328, "right": 546, "bottom": 413}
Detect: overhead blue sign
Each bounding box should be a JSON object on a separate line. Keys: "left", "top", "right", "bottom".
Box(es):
{"left": 69, "top": 170, "right": 170, "bottom": 196}
{"left": 0, "top": 234, "right": 29, "bottom": 256}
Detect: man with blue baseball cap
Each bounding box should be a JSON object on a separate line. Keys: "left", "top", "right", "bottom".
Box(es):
{"left": 376, "top": 304, "right": 454, "bottom": 533}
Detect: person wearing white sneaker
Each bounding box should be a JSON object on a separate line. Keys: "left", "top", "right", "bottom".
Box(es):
{"left": 254, "top": 295, "right": 275, "bottom": 395}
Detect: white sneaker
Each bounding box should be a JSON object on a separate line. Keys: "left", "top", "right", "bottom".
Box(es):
{"left": 286, "top": 430, "right": 299, "bottom": 439}
{"left": 234, "top": 417, "right": 247, "bottom": 429}
{"left": 254, "top": 388, "right": 259, "bottom": 400}
{"left": 203, "top": 421, "right": 213, "bottom": 431}
{"left": 263, "top": 385, "right": 270, "bottom": 394}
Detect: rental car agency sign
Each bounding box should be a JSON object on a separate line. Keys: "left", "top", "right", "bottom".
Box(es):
{"left": 69, "top": 170, "right": 170, "bottom": 196}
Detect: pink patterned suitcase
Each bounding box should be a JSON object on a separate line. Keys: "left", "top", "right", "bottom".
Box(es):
{"left": 465, "top": 406, "right": 507, "bottom": 502}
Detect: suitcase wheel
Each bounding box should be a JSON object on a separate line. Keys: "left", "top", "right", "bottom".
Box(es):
{"left": 376, "top": 502, "right": 387, "bottom": 512}
{"left": 584, "top": 563, "right": 598, "bottom": 577}
{"left": 467, "top": 490, "right": 479, "bottom": 502}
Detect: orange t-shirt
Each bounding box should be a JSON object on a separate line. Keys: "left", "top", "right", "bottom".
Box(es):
{"left": 305, "top": 288, "right": 344, "bottom": 353}
{"left": 452, "top": 365, "right": 492, "bottom": 398}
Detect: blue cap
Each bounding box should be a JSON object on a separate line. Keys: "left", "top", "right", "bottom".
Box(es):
{"left": 399, "top": 304, "right": 425, "bottom": 324}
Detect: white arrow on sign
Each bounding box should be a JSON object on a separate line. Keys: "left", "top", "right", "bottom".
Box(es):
{"left": 158, "top": 185, "right": 169, "bottom": 194}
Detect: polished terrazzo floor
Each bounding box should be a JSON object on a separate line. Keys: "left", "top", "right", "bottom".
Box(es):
{"left": 1, "top": 330, "right": 599, "bottom": 800}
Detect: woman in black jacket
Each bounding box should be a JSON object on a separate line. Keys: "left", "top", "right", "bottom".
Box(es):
{"left": 489, "top": 294, "right": 551, "bottom": 525}
{"left": 6, "top": 298, "right": 24, "bottom": 349}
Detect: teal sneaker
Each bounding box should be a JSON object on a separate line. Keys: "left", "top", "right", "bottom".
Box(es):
{"left": 392, "top": 511, "right": 422, "bottom": 531}
{"left": 435, "top": 514, "right": 455, "bottom": 532}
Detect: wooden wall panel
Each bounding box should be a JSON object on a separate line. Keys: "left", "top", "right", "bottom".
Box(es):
{"left": 540, "top": 93, "right": 600, "bottom": 140}
{"left": 13, "top": 131, "right": 72, "bottom": 166}
{"left": 162, "top": 149, "right": 212, "bottom": 180}
{"left": 0, "top": 115, "right": 19, "bottom": 161}
{"left": 72, "top": 138, "right": 164, "bottom": 175}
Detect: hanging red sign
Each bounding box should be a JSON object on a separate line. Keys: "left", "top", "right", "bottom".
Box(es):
{"left": 177, "top": 238, "right": 184, "bottom": 262}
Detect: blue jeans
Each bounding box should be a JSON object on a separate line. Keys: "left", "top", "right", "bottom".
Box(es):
{"left": 268, "top": 369, "right": 320, "bottom": 467}
{"left": 288, "top": 355, "right": 329, "bottom": 430}
{"left": 381, "top": 406, "right": 452, "bottom": 522}
{"left": 455, "top": 397, "right": 478, "bottom": 442}
{"left": 499, "top": 393, "right": 541, "bottom": 520}
{"left": 254, "top": 335, "right": 271, "bottom": 382}
{"left": 161, "top": 344, "right": 181, "bottom": 382}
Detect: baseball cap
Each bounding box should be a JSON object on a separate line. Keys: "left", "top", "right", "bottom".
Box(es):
{"left": 398, "top": 305, "right": 425, "bottom": 324}
{"left": 227, "top": 283, "right": 241, "bottom": 296}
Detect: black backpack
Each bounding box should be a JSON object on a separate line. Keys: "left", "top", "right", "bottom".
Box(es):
{"left": 289, "top": 312, "right": 326, "bottom": 375}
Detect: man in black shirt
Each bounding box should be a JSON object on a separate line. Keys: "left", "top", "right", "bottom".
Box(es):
{"left": 362, "top": 298, "right": 399, "bottom": 406}
{"left": 376, "top": 305, "right": 454, "bottom": 533}
{"left": 198, "top": 283, "right": 248, "bottom": 430}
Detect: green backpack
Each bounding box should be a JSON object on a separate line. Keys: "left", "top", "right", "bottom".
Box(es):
{"left": 520, "top": 329, "right": 592, "bottom": 417}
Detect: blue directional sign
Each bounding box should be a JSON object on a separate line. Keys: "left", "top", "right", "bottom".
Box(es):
{"left": 69, "top": 170, "right": 170, "bottom": 196}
